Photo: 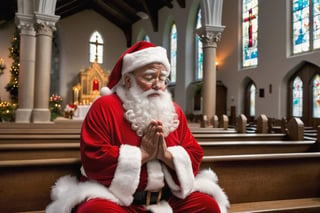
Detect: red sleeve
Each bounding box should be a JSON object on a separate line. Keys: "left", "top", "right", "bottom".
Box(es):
{"left": 166, "top": 103, "right": 203, "bottom": 176}
{"left": 80, "top": 95, "right": 122, "bottom": 186}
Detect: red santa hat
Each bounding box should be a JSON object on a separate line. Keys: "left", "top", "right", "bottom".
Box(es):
{"left": 101, "top": 41, "right": 171, "bottom": 96}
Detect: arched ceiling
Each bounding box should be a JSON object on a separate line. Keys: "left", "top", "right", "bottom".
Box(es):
{"left": 0, "top": 0, "right": 185, "bottom": 46}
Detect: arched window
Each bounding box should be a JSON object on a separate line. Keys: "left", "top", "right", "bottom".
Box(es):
{"left": 196, "top": 7, "right": 203, "bottom": 81}
{"left": 242, "top": 0, "right": 258, "bottom": 68}
{"left": 292, "top": 0, "right": 320, "bottom": 54}
{"left": 249, "top": 83, "right": 256, "bottom": 117}
{"left": 245, "top": 80, "right": 256, "bottom": 120}
{"left": 292, "top": 76, "right": 303, "bottom": 117}
{"left": 170, "top": 23, "right": 177, "bottom": 83}
{"left": 143, "top": 34, "right": 151, "bottom": 42}
{"left": 89, "top": 31, "right": 103, "bottom": 64}
{"left": 313, "top": 74, "right": 320, "bottom": 117}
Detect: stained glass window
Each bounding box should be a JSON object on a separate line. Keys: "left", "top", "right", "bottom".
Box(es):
{"left": 170, "top": 23, "right": 177, "bottom": 83}
{"left": 89, "top": 31, "right": 103, "bottom": 64}
{"left": 292, "top": 0, "right": 320, "bottom": 54}
{"left": 249, "top": 84, "right": 256, "bottom": 116}
{"left": 292, "top": 76, "right": 303, "bottom": 117}
{"left": 143, "top": 35, "right": 150, "bottom": 42}
{"left": 292, "top": 0, "right": 310, "bottom": 53}
{"left": 196, "top": 8, "right": 203, "bottom": 80}
{"left": 313, "top": 0, "right": 320, "bottom": 48}
{"left": 313, "top": 74, "right": 320, "bottom": 117}
{"left": 242, "top": 0, "right": 258, "bottom": 67}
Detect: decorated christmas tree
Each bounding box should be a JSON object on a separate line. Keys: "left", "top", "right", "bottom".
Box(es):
{"left": 5, "top": 28, "right": 20, "bottom": 103}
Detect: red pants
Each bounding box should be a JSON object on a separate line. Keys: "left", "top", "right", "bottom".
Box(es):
{"left": 75, "top": 191, "right": 221, "bottom": 213}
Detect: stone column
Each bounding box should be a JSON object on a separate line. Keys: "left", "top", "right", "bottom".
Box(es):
{"left": 15, "top": 13, "right": 36, "bottom": 123}
{"left": 32, "top": 13, "right": 59, "bottom": 123}
{"left": 196, "top": 26, "right": 224, "bottom": 120}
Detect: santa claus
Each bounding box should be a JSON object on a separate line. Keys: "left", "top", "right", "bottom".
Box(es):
{"left": 46, "top": 41, "right": 229, "bottom": 213}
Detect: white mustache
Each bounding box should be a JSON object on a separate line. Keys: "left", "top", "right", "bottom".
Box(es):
{"left": 142, "top": 89, "right": 165, "bottom": 97}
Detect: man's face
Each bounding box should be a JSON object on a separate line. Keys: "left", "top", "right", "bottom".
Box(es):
{"left": 130, "top": 63, "right": 169, "bottom": 97}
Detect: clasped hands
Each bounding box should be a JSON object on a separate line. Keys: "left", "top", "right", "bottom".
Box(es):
{"left": 140, "top": 120, "right": 174, "bottom": 168}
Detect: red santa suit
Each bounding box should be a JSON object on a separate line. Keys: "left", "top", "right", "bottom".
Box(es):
{"left": 46, "top": 41, "right": 229, "bottom": 213}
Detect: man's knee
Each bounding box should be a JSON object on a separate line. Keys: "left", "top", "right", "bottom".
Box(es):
{"left": 189, "top": 192, "right": 221, "bottom": 213}
{"left": 75, "top": 198, "right": 127, "bottom": 213}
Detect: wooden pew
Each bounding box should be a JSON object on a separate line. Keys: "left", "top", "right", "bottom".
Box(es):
{"left": 190, "top": 127, "right": 237, "bottom": 134}
{"left": 194, "top": 133, "right": 288, "bottom": 142}
{"left": 0, "top": 158, "right": 81, "bottom": 213}
{"left": 0, "top": 142, "right": 80, "bottom": 160}
{"left": 201, "top": 152, "right": 320, "bottom": 212}
{"left": 2, "top": 152, "right": 320, "bottom": 213}
{"left": 236, "top": 114, "right": 247, "bottom": 133}
{"left": 256, "top": 114, "right": 268, "bottom": 133}
{"left": 1, "top": 120, "right": 319, "bottom": 212}
{"left": 199, "top": 140, "right": 317, "bottom": 156}
{"left": 0, "top": 121, "right": 82, "bottom": 135}
{"left": 194, "top": 117, "right": 307, "bottom": 142}
{"left": 219, "top": 114, "right": 229, "bottom": 130}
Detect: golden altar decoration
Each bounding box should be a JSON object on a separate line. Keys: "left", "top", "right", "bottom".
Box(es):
{"left": 73, "top": 61, "right": 110, "bottom": 104}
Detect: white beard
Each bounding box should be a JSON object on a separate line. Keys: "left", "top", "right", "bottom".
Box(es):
{"left": 115, "top": 80, "right": 179, "bottom": 137}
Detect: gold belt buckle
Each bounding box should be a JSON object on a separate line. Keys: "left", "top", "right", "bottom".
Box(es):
{"left": 146, "top": 190, "right": 162, "bottom": 206}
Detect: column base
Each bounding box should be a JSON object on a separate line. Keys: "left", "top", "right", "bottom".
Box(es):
{"left": 15, "top": 108, "right": 33, "bottom": 123}
{"left": 32, "top": 108, "right": 51, "bottom": 123}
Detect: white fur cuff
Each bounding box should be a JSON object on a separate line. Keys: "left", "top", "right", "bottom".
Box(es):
{"left": 164, "top": 146, "right": 194, "bottom": 199}
{"left": 109, "top": 144, "right": 142, "bottom": 205}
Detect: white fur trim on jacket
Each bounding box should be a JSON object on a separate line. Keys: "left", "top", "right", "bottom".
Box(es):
{"left": 45, "top": 175, "right": 120, "bottom": 213}
{"left": 145, "top": 160, "right": 165, "bottom": 191}
{"left": 163, "top": 146, "right": 195, "bottom": 199}
{"left": 45, "top": 169, "right": 230, "bottom": 213}
{"left": 193, "top": 169, "right": 230, "bottom": 213}
{"left": 45, "top": 168, "right": 229, "bottom": 213}
{"left": 108, "top": 144, "right": 141, "bottom": 205}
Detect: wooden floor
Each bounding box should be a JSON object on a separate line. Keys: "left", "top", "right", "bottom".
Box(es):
{"left": 229, "top": 198, "right": 320, "bottom": 213}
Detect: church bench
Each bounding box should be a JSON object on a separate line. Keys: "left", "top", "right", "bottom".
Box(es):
{"left": 199, "top": 140, "right": 318, "bottom": 156}
{"left": 1, "top": 152, "right": 320, "bottom": 212}
{"left": 0, "top": 133, "right": 80, "bottom": 144}
{"left": 0, "top": 120, "right": 83, "bottom": 130}
{"left": 194, "top": 133, "right": 288, "bottom": 142}
{"left": 0, "top": 158, "right": 81, "bottom": 213}
{"left": 201, "top": 152, "right": 320, "bottom": 204}
{"left": 0, "top": 142, "right": 80, "bottom": 160}
{"left": 0, "top": 123, "right": 82, "bottom": 135}
{"left": 229, "top": 197, "right": 320, "bottom": 213}
{"left": 0, "top": 128, "right": 81, "bottom": 135}
{"left": 190, "top": 127, "right": 237, "bottom": 134}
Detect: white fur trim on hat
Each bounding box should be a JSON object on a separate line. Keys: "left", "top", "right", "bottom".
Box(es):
{"left": 122, "top": 46, "right": 170, "bottom": 75}
{"left": 100, "top": 86, "right": 113, "bottom": 96}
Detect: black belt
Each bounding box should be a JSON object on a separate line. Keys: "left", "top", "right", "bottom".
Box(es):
{"left": 133, "top": 188, "right": 170, "bottom": 206}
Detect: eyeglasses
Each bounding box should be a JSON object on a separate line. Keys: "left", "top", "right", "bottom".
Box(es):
{"left": 134, "top": 70, "right": 171, "bottom": 86}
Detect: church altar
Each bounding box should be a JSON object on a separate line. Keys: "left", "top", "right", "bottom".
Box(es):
{"left": 69, "top": 61, "right": 109, "bottom": 120}
{"left": 72, "top": 105, "right": 91, "bottom": 120}
{"left": 72, "top": 60, "right": 110, "bottom": 105}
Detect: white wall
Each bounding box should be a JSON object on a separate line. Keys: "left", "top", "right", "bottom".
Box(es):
{"left": 57, "top": 10, "right": 126, "bottom": 105}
